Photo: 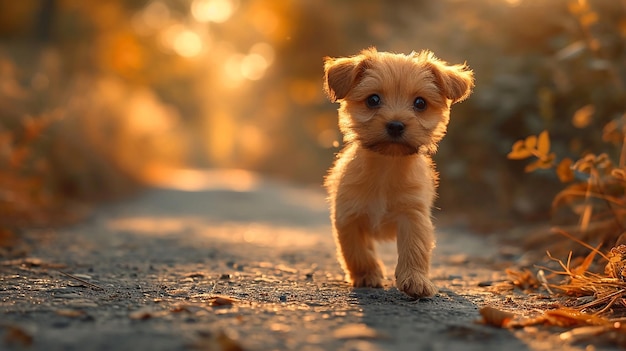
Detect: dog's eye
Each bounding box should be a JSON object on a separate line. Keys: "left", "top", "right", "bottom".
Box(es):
{"left": 414, "top": 97, "right": 427, "bottom": 111}
{"left": 365, "top": 94, "right": 381, "bottom": 108}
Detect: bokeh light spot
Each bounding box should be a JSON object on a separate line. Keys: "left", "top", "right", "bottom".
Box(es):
{"left": 503, "top": 0, "right": 521, "bottom": 5}
{"left": 250, "top": 8, "right": 279, "bottom": 36}
{"left": 249, "top": 42, "right": 275, "bottom": 66}
{"left": 572, "top": 105, "right": 595, "bottom": 129}
{"left": 289, "top": 80, "right": 320, "bottom": 105}
{"left": 317, "top": 129, "right": 340, "bottom": 149}
{"left": 223, "top": 53, "right": 246, "bottom": 86}
{"left": 191, "top": 0, "right": 237, "bottom": 23}
{"left": 142, "top": 1, "right": 170, "bottom": 29}
{"left": 161, "top": 25, "right": 204, "bottom": 57}
{"left": 240, "top": 54, "right": 268, "bottom": 80}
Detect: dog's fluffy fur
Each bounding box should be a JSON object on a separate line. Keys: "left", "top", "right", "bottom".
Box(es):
{"left": 323, "top": 48, "right": 474, "bottom": 298}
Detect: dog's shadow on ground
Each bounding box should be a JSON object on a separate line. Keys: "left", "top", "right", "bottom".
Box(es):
{"left": 349, "top": 286, "right": 532, "bottom": 350}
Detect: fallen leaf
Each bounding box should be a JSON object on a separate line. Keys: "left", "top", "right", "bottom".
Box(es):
{"left": 543, "top": 308, "right": 608, "bottom": 327}
{"left": 0, "top": 229, "right": 18, "bottom": 250}
{"left": 275, "top": 264, "right": 298, "bottom": 274}
{"left": 333, "top": 323, "right": 388, "bottom": 339}
{"left": 2, "top": 325, "right": 33, "bottom": 347}
{"left": 506, "top": 268, "right": 540, "bottom": 291}
{"left": 479, "top": 306, "right": 515, "bottom": 328}
{"left": 170, "top": 304, "right": 208, "bottom": 314}
{"left": 570, "top": 322, "right": 626, "bottom": 347}
{"left": 55, "top": 309, "right": 86, "bottom": 318}
{"left": 269, "top": 323, "right": 291, "bottom": 332}
{"left": 185, "top": 272, "right": 206, "bottom": 278}
{"left": 190, "top": 331, "right": 244, "bottom": 351}
{"left": 210, "top": 295, "right": 239, "bottom": 307}
{"left": 1, "top": 257, "right": 66, "bottom": 269}
{"left": 128, "top": 307, "right": 168, "bottom": 320}
{"left": 559, "top": 325, "right": 608, "bottom": 342}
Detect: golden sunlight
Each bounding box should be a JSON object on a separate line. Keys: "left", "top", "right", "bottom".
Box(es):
{"left": 221, "top": 43, "right": 274, "bottom": 84}
{"left": 125, "top": 90, "right": 178, "bottom": 133}
{"left": 223, "top": 53, "right": 246, "bottom": 86}
{"left": 191, "top": 0, "right": 237, "bottom": 23}
{"left": 317, "top": 129, "right": 339, "bottom": 149}
{"left": 160, "top": 24, "right": 206, "bottom": 57}
{"left": 240, "top": 53, "right": 268, "bottom": 80}
{"left": 503, "top": 0, "right": 521, "bottom": 5}
{"left": 206, "top": 109, "right": 237, "bottom": 164}
{"left": 249, "top": 42, "right": 275, "bottom": 67}
{"left": 141, "top": 1, "right": 170, "bottom": 30}
{"left": 172, "top": 29, "right": 204, "bottom": 57}
{"left": 107, "top": 217, "right": 187, "bottom": 236}
{"left": 142, "top": 168, "right": 260, "bottom": 192}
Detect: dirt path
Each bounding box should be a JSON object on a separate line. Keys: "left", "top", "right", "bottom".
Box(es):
{"left": 0, "top": 170, "right": 614, "bottom": 350}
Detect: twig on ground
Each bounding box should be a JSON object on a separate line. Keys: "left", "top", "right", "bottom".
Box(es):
{"left": 57, "top": 270, "right": 105, "bottom": 291}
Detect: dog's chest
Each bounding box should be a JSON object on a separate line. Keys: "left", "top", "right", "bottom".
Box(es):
{"left": 353, "top": 165, "right": 429, "bottom": 230}
{"left": 329, "top": 148, "right": 435, "bottom": 230}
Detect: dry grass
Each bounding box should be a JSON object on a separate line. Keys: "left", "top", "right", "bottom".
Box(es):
{"left": 485, "top": 229, "right": 626, "bottom": 346}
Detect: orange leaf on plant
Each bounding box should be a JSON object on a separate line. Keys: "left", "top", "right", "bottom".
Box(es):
{"left": 525, "top": 135, "right": 538, "bottom": 150}
{"left": 525, "top": 159, "right": 543, "bottom": 173}
{"left": 572, "top": 105, "right": 595, "bottom": 129}
{"left": 537, "top": 130, "right": 551, "bottom": 155}
{"left": 571, "top": 243, "right": 602, "bottom": 276}
{"left": 524, "top": 153, "right": 555, "bottom": 173}
{"left": 507, "top": 149, "right": 533, "bottom": 160}
{"left": 580, "top": 204, "right": 593, "bottom": 232}
{"left": 612, "top": 168, "right": 626, "bottom": 181}
{"left": 507, "top": 140, "right": 533, "bottom": 160}
{"left": 556, "top": 158, "right": 575, "bottom": 183}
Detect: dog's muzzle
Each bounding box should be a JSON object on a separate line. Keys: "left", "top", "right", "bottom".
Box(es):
{"left": 386, "top": 121, "right": 405, "bottom": 138}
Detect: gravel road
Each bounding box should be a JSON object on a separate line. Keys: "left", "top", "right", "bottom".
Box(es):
{"left": 0, "top": 169, "right": 615, "bottom": 350}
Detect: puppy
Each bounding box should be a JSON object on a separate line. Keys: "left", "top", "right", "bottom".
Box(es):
{"left": 323, "top": 48, "right": 474, "bottom": 298}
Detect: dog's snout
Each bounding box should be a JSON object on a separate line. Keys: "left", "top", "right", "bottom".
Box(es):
{"left": 386, "top": 121, "right": 405, "bottom": 138}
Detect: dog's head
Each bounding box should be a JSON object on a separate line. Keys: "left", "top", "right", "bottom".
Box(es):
{"left": 323, "top": 48, "right": 474, "bottom": 156}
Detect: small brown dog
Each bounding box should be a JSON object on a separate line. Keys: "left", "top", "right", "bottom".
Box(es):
{"left": 323, "top": 48, "right": 474, "bottom": 298}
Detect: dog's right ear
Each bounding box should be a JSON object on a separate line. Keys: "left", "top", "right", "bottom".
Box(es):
{"left": 323, "top": 55, "right": 368, "bottom": 102}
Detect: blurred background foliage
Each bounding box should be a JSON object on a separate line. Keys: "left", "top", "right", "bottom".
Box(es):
{"left": 1, "top": 0, "right": 625, "bottom": 237}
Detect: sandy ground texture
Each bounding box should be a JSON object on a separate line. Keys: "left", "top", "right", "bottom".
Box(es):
{"left": 0, "top": 169, "right": 619, "bottom": 351}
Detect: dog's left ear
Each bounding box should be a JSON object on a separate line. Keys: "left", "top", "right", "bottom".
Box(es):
{"left": 323, "top": 55, "right": 370, "bottom": 102}
{"left": 428, "top": 60, "right": 475, "bottom": 104}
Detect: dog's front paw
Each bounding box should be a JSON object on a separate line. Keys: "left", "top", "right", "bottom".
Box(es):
{"left": 395, "top": 271, "right": 437, "bottom": 298}
{"left": 350, "top": 270, "right": 383, "bottom": 288}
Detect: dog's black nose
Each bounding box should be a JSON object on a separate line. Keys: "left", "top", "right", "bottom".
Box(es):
{"left": 386, "top": 121, "right": 405, "bottom": 138}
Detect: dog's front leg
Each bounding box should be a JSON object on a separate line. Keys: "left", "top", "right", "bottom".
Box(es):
{"left": 394, "top": 212, "right": 437, "bottom": 298}
{"left": 334, "top": 216, "right": 384, "bottom": 288}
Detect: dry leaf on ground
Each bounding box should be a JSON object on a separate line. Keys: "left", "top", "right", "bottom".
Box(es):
{"left": 333, "top": 323, "right": 388, "bottom": 339}
{"left": 209, "top": 295, "right": 239, "bottom": 307}
{"left": 479, "top": 306, "right": 515, "bottom": 328}
{"left": 2, "top": 325, "right": 33, "bottom": 347}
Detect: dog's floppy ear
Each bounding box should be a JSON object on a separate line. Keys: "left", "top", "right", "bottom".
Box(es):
{"left": 323, "top": 54, "right": 370, "bottom": 102}
{"left": 427, "top": 57, "right": 475, "bottom": 104}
